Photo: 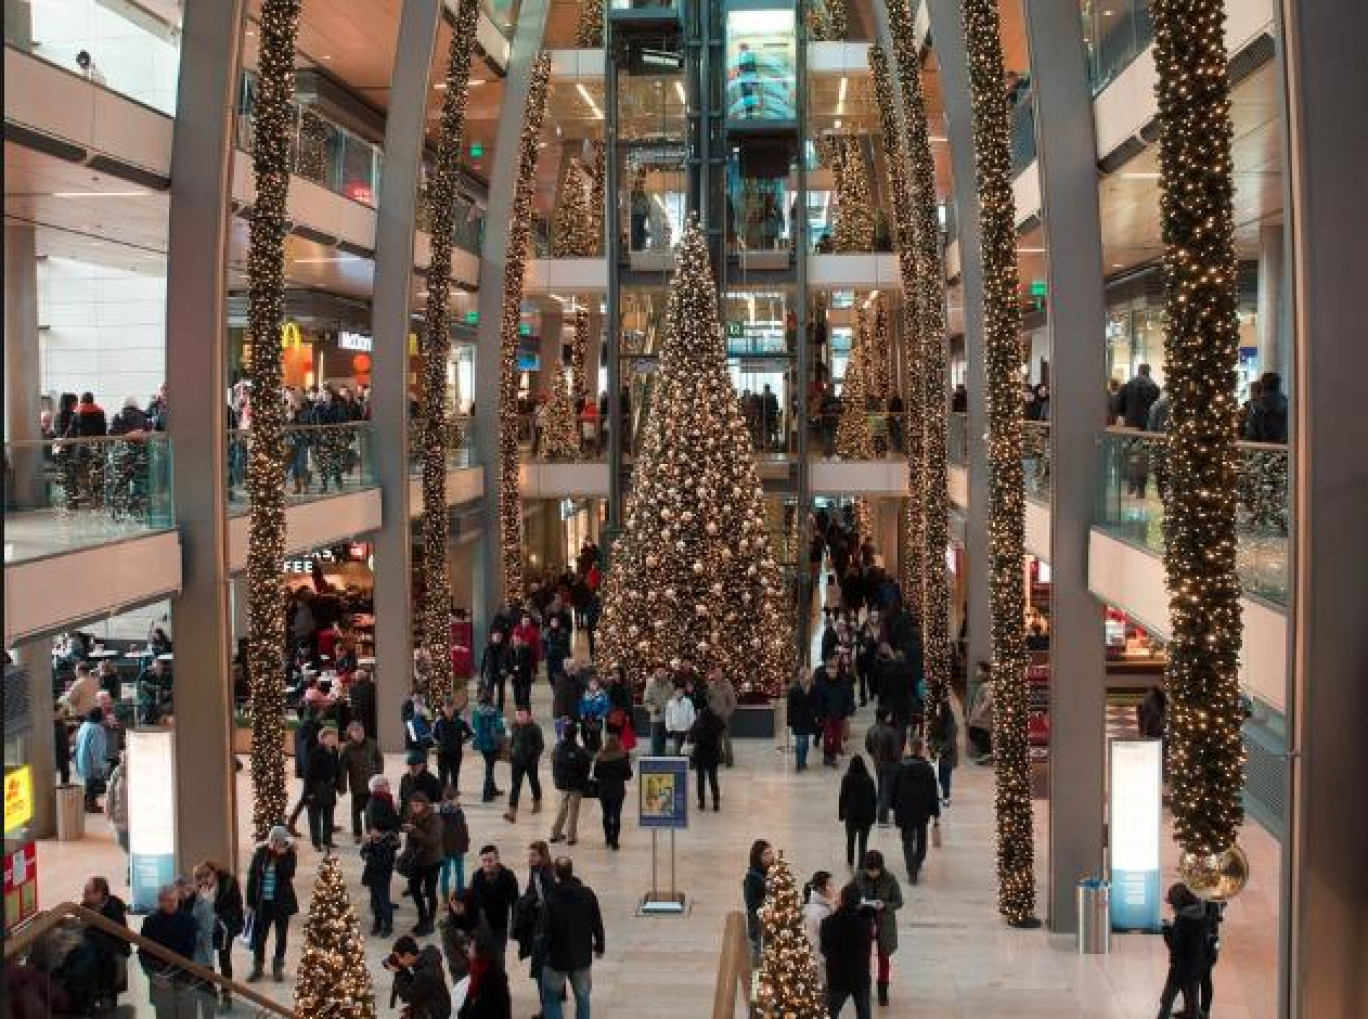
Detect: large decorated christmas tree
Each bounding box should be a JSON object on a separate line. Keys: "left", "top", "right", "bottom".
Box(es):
{"left": 754, "top": 853, "right": 826, "bottom": 1018}
{"left": 598, "top": 220, "right": 793, "bottom": 696}
{"left": 293, "top": 854, "right": 376, "bottom": 1017}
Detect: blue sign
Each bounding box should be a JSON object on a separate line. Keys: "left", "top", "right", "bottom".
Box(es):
{"left": 130, "top": 852, "right": 176, "bottom": 913}
{"left": 638, "top": 757, "right": 689, "bottom": 829}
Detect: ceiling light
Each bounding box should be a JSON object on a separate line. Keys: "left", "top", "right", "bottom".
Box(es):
{"left": 53, "top": 191, "right": 154, "bottom": 198}
{"left": 576, "top": 83, "right": 603, "bottom": 119}
{"left": 1016, "top": 246, "right": 1046, "bottom": 253}
{"left": 435, "top": 82, "right": 448, "bottom": 90}
{"left": 321, "top": 54, "right": 333, "bottom": 61}
{"left": 834, "top": 118, "right": 842, "bottom": 129}
{"left": 290, "top": 256, "right": 363, "bottom": 264}
{"left": 1120, "top": 171, "right": 1161, "bottom": 180}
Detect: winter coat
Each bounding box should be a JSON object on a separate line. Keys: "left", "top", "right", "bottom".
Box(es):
{"left": 349, "top": 676, "right": 378, "bottom": 738}
{"left": 786, "top": 683, "right": 820, "bottom": 736}
{"left": 542, "top": 877, "right": 605, "bottom": 975}
{"left": 245, "top": 845, "right": 298, "bottom": 915}
{"left": 706, "top": 678, "right": 738, "bottom": 721}
{"left": 469, "top": 866, "right": 520, "bottom": 939}
{"left": 392, "top": 944, "right": 452, "bottom": 1019}
{"left": 304, "top": 744, "right": 341, "bottom": 806}
{"left": 66, "top": 401, "right": 107, "bottom": 438}
{"left": 1117, "top": 374, "right": 1160, "bottom": 429}
{"left": 928, "top": 709, "right": 959, "bottom": 769}
{"left": 802, "top": 892, "right": 834, "bottom": 954}
{"left": 552, "top": 672, "right": 584, "bottom": 720}
{"left": 687, "top": 708, "right": 726, "bottom": 769}
{"left": 470, "top": 703, "right": 505, "bottom": 755}
{"left": 820, "top": 906, "right": 873, "bottom": 992}
{"left": 551, "top": 740, "right": 591, "bottom": 792}
{"left": 850, "top": 868, "right": 903, "bottom": 955}
{"left": 399, "top": 768, "right": 444, "bottom": 820}
{"left": 74, "top": 720, "right": 107, "bottom": 782}
{"left": 1164, "top": 903, "right": 1210, "bottom": 982}
{"left": 139, "top": 908, "right": 198, "bottom": 980}
{"left": 664, "top": 695, "right": 697, "bottom": 735}
{"left": 293, "top": 715, "right": 320, "bottom": 780}
{"left": 207, "top": 869, "right": 245, "bottom": 947}
{"left": 509, "top": 720, "right": 545, "bottom": 767}
{"left": 181, "top": 893, "right": 215, "bottom": 966}
{"left": 405, "top": 809, "right": 445, "bottom": 869}
{"left": 863, "top": 721, "right": 903, "bottom": 770}
{"left": 889, "top": 757, "right": 941, "bottom": 830}
{"left": 838, "top": 770, "right": 877, "bottom": 827}
{"left": 338, "top": 737, "right": 384, "bottom": 797}
{"left": 592, "top": 745, "right": 633, "bottom": 800}
{"left": 433, "top": 715, "right": 472, "bottom": 760}
{"left": 743, "top": 866, "right": 767, "bottom": 942}
{"left": 876, "top": 656, "right": 917, "bottom": 727}
{"left": 438, "top": 803, "right": 470, "bottom": 857}
{"left": 366, "top": 790, "right": 401, "bottom": 834}
{"left": 457, "top": 955, "right": 512, "bottom": 1019}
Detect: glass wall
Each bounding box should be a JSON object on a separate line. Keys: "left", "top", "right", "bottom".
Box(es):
{"left": 724, "top": 6, "right": 797, "bottom": 123}
{"left": 1080, "top": 0, "right": 1154, "bottom": 95}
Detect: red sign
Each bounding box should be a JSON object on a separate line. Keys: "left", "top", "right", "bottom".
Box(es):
{"left": 4, "top": 841, "right": 38, "bottom": 934}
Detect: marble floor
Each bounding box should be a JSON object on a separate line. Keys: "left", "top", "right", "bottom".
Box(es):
{"left": 28, "top": 677, "right": 1281, "bottom": 1018}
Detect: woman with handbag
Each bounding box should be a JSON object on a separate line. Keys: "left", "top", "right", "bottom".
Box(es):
{"left": 192, "top": 861, "right": 244, "bottom": 1011}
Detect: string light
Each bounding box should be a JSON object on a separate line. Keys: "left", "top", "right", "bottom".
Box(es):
{"left": 832, "top": 136, "right": 875, "bottom": 253}
{"left": 875, "top": 5, "right": 952, "bottom": 733}
{"left": 576, "top": 0, "right": 603, "bottom": 49}
{"left": 588, "top": 140, "right": 607, "bottom": 256}
{"left": 293, "top": 854, "right": 377, "bottom": 1017}
{"left": 754, "top": 853, "right": 825, "bottom": 1017}
{"left": 1151, "top": 0, "right": 1247, "bottom": 866}
{"left": 497, "top": 53, "right": 553, "bottom": 602}
{"left": 806, "top": 0, "right": 848, "bottom": 43}
{"left": 961, "top": 0, "right": 1036, "bottom": 926}
{"left": 417, "top": 0, "right": 480, "bottom": 707}
{"left": 598, "top": 220, "right": 793, "bottom": 696}
{"left": 551, "top": 158, "right": 596, "bottom": 257}
{"left": 243, "top": 0, "right": 302, "bottom": 843}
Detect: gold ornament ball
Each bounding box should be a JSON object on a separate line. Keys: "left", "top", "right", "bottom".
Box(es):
{"left": 1179, "top": 844, "right": 1250, "bottom": 901}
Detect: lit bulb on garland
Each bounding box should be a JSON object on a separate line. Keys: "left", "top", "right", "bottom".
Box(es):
{"left": 417, "top": 0, "right": 481, "bottom": 706}
{"left": 496, "top": 53, "right": 552, "bottom": 602}
{"left": 244, "top": 0, "right": 303, "bottom": 841}
{"left": 961, "top": 0, "right": 1037, "bottom": 926}
{"left": 1151, "top": 0, "right": 1248, "bottom": 896}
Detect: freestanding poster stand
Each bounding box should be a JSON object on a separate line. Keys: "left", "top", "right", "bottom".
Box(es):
{"left": 637, "top": 756, "right": 688, "bottom": 915}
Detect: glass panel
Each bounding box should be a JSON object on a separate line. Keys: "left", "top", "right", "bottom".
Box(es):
{"left": 948, "top": 412, "right": 968, "bottom": 466}
{"left": 8, "top": 0, "right": 182, "bottom": 115}
{"left": 1022, "top": 421, "right": 1051, "bottom": 504}
{"left": 4, "top": 436, "right": 174, "bottom": 562}
{"left": 227, "top": 423, "right": 376, "bottom": 513}
{"left": 1080, "top": 0, "right": 1155, "bottom": 96}
{"left": 725, "top": 7, "right": 797, "bottom": 123}
{"left": 1010, "top": 88, "right": 1037, "bottom": 175}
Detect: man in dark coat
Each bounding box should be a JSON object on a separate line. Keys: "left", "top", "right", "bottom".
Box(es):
{"left": 386, "top": 935, "right": 451, "bottom": 1018}
{"left": 888, "top": 736, "right": 940, "bottom": 884}
{"left": 875, "top": 647, "right": 917, "bottom": 738}
{"left": 820, "top": 883, "right": 873, "bottom": 1018}
{"left": 539, "top": 858, "right": 605, "bottom": 1016}
{"left": 863, "top": 708, "right": 904, "bottom": 826}
{"left": 304, "top": 725, "right": 342, "bottom": 851}
{"left": 1115, "top": 363, "right": 1161, "bottom": 429}
{"left": 469, "top": 845, "right": 520, "bottom": 956}
{"left": 348, "top": 668, "right": 378, "bottom": 740}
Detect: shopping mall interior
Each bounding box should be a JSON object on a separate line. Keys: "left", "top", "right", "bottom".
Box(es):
{"left": 3, "top": 0, "right": 1364, "bottom": 1016}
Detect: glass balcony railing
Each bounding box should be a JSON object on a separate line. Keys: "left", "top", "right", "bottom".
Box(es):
{"left": 1022, "top": 420, "right": 1051, "bottom": 504}
{"left": 519, "top": 412, "right": 610, "bottom": 463}
{"left": 949, "top": 411, "right": 968, "bottom": 466}
{"left": 1097, "top": 427, "right": 1289, "bottom": 605}
{"left": 407, "top": 415, "right": 477, "bottom": 470}
{"left": 1081, "top": 0, "right": 1154, "bottom": 96}
{"left": 3, "top": 435, "right": 174, "bottom": 562}
{"left": 226, "top": 423, "right": 375, "bottom": 512}
{"left": 1010, "top": 89, "right": 1037, "bottom": 176}
{"left": 6, "top": 0, "right": 182, "bottom": 115}
{"left": 809, "top": 410, "right": 906, "bottom": 462}
{"left": 416, "top": 185, "right": 487, "bottom": 255}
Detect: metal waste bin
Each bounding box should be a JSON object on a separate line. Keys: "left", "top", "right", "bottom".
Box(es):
{"left": 56, "top": 783, "right": 86, "bottom": 841}
{"left": 1076, "top": 879, "right": 1111, "bottom": 954}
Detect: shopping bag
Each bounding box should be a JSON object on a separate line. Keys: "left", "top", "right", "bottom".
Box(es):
{"left": 931, "top": 821, "right": 942, "bottom": 849}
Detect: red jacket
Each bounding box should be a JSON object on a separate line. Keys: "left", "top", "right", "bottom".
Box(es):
{"left": 513, "top": 622, "right": 541, "bottom": 663}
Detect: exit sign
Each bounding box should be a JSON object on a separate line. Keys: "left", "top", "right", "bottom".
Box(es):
{"left": 470, "top": 142, "right": 484, "bottom": 159}
{"left": 1029, "top": 280, "right": 1048, "bottom": 298}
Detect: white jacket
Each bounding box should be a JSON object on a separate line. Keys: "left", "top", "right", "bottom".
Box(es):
{"left": 803, "top": 893, "right": 834, "bottom": 954}
{"left": 664, "top": 695, "right": 697, "bottom": 734}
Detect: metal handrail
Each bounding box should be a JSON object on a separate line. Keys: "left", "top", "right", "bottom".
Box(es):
{"left": 6, "top": 434, "right": 171, "bottom": 449}
{"left": 4, "top": 901, "right": 294, "bottom": 1016}
{"left": 1101, "top": 425, "right": 1288, "bottom": 453}
{"left": 710, "top": 910, "right": 753, "bottom": 1019}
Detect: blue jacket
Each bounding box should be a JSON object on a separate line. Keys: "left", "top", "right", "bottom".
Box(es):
{"left": 471, "top": 703, "right": 505, "bottom": 755}
{"left": 74, "top": 720, "right": 107, "bottom": 782}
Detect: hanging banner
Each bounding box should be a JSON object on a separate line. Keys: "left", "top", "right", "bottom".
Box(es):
{"left": 127, "top": 729, "right": 178, "bottom": 912}
{"left": 1109, "top": 738, "right": 1163, "bottom": 932}
{"left": 638, "top": 757, "right": 689, "bottom": 830}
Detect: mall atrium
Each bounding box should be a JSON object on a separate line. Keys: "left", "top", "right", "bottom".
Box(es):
{"left": 2, "top": 0, "right": 1364, "bottom": 1016}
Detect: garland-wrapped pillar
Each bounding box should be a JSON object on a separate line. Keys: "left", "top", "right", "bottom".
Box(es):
{"left": 832, "top": 137, "right": 876, "bottom": 252}
{"left": 416, "top": 0, "right": 481, "bottom": 705}
{"left": 496, "top": 53, "right": 552, "bottom": 600}
{"left": 244, "top": 0, "right": 302, "bottom": 841}
{"left": 884, "top": 0, "right": 952, "bottom": 732}
{"left": 962, "top": 0, "right": 1036, "bottom": 925}
{"left": 1151, "top": 0, "right": 1248, "bottom": 897}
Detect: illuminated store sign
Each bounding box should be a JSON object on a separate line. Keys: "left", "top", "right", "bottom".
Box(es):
{"left": 338, "top": 331, "right": 373, "bottom": 352}
{"left": 1109, "top": 738, "right": 1163, "bottom": 932}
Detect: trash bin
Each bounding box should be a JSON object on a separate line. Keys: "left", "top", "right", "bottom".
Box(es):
{"left": 1076, "top": 878, "right": 1111, "bottom": 954}
{"left": 56, "top": 783, "right": 85, "bottom": 841}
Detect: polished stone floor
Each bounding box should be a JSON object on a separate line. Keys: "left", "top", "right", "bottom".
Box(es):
{"left": 30, "top": 673, "right": 1280, "bottom": 1018}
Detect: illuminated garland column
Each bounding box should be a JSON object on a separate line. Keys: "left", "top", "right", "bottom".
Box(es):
{"left": 881, "top": 3, "right": 953, "bottom": 730}
{"left": 243, "top": 0, "right": 302, "bottom": 840}
{"left": 962, "top": 0, "right": 1037, "bottom": 926}
{"left": 495, "top": 53, "right": 553, "bottom": 600}
{"left": 1151, "top": 0, "right": 1248, "bottom": 896}
{"left": 416, "top": 0, "right": 481, "bottom": 706}
{"left": 569, "top": 305, "right": 590, "bottom": 410}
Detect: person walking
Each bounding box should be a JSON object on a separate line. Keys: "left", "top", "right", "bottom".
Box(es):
{"left": 458, "top": 936, "right": 513, "bottom": 1018}
{"left": 549, "top": 723, "right": 591, "bottom": 846}
{"left": 820, "top": 883, "right": 874, "bottom": 1019}
{"left": 838, "top": 756, "right": 877, "bottom": 870}
{"left": 245, "top": 827, "right": 298, "bottom": 982}
{"left": 362, "top": 775, "right": 401, "bottom": 937}
{"left": 192, "top": 861, "right": 244, "bottom": 1011}
{"left": 471, "top": 688, "right": 506, "bottom": 804}
{"left": 304, "top": 724, "right": 342, "bottom": 851}
{"left": 927, "top": 704, "right": 959, "bottom": 806}
{"left": 688, "top": 703, "right": 726, "bottom": 811}
{"left": 539, "top": 858, "right": 605, "bottom": 1019}
{"left": 742, "top": 840, "right": 773, "bottom": 966}
{"left": 849, "top": 850, "right": 903, "bottom": 1007}
{"left": 706, "top": 669, "right": 739, "bottom": 768}
{"left": 787, "top": 668, "right": 820, "bottom": 771}
{"left": 432, "top": 700, "right": 472, "bottom": 795}
{"left": 402, "top": 792, "right": 444, "bottom": 937}
{"left": 1157, "top": 883, "right": 1208, "bottom": 1019}
{"left": 592, "top": 733, "right": 633, "bottom": 850}
{"left": 338, "top": 720, "right": 383, "bottom": 845}
{"left": 888, "top": 737, "right": 940, "bottom": 885}
{"left": 643, "top": 667, "right": 672, "bottom": 757}
{"left": 436, "top": 787, "right": 471, "bottom": 899}
{"left": 502, "top": 707, "right": 545, "bottom": 823}
{"left": 863, "top": 708, "right": 902, "bottom": 826}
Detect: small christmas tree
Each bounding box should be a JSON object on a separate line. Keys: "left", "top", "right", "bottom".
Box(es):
{"left": 833, "top": 137, "right": 875, "bottom": 253}
{"left": 539, "top": 375, "right": 582, "bottom": 461}
{"left": 836, "top": 299, "right": 876, "bottom": 461}
{"left": 568, "top": 305, "right": 590, "bottom": 411}
{"left": 552, "top": 159, "right": 595, "bottom": 257}
{"left": 755, "top": 854, "right": 826, "bottom": 1018}
{"left": 294, "top": 854, "right": 376, "bottom": 1018}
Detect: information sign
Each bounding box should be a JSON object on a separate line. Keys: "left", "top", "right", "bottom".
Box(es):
{"left": 128, "top": 730, "right": 178, "bottom": 912}
{"left": 638, "top": 757, "right": 689, "bottom": 829}
{"left": 1109, "top": 738, "right": 1163, "bottom": 932}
